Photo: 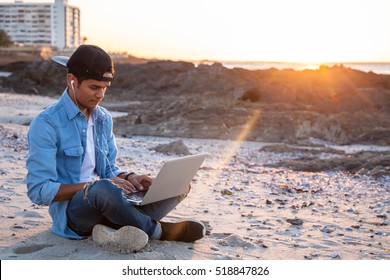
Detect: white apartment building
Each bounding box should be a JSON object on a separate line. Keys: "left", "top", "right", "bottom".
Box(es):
{"left": 0, "top": 0, "right": 80, "bottom": 49}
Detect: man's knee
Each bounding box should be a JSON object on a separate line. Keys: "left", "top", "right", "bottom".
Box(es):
{"left": 178, "top": 184, "right": 191, "bottom": 200}
{"left": 84, "top": 179, "right": 121, "bottom": 200}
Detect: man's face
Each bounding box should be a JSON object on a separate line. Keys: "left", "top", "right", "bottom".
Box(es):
{"left": 68, "top": 74, "right": 111, "bottom": 111}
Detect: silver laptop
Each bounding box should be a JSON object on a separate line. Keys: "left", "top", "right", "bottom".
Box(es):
{"left": 125, "top": 153, "right": 208, "bottom": 206}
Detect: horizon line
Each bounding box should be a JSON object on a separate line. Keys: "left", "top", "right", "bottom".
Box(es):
{"left": 115, "top": 53, "right": 390, "bottom": 65}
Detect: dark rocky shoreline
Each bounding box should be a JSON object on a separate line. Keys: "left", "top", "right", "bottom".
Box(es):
{"left": 1, "top": 59, "right": 389, "bottom": 146}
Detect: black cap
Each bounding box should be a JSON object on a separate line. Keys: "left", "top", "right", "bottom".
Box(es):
{"left": 52, "top": 45, "right": 114, "bottom": 82}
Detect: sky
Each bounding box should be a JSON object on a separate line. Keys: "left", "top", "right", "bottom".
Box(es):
{"left": 3, "top": 0, "right": 390, "bottom": 62}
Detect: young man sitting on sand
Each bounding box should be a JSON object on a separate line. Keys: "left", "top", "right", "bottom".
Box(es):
{"left": 26, "top": 45, "right": 205, "bottom": 252}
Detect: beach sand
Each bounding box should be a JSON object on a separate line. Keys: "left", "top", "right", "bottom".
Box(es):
{"left": 0, "top": 93, "right": 389, "bottom": 260}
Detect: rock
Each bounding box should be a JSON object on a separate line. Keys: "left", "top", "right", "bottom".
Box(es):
{"left": 321, "top": 227, "right": 335, "bottom": 234}
{"left": 12, "top": 225, "right": 25, "bottom": 229}
{"left": 0, "top": 168, "right": 8, "bottom": 175}
{"left": 286, "top": 218, "right": 304, "bottom": 226}
{"left": 92, "top": 224, "right": 148, "bottom": 253}
{"left": 239, "top": 88, "right": 262, "bottom": 102}
{"left": 376, "top": 214, "right": 387, "bottom": 219}
{"left": 151, "top": 140, "right": 190, "bottom": 155}
{"left": 347, "top": 208, "right": 359, "bottom": 214}
{"left": 219, "top": 234, "right": 256, "bottom": 249}
{"left": 331, "top": 253, "right": 341, "bottom": 259}
{"left": 266, "top": 199, "right": 273, "bottom": 205}
{"left": 221, "top": 188, "right": 233, "bottom": 195}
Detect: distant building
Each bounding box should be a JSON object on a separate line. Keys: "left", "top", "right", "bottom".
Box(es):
{"left": 0, "top": 0, "right": 80, "bottom": 50}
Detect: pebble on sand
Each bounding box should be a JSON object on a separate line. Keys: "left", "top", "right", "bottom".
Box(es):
{"left": 286, "top": 218, "right": 304, "bottom": 226}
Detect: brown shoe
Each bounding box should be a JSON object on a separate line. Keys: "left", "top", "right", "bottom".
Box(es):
{"left": 159, "top": 220, "right": 205, "bottom": 242}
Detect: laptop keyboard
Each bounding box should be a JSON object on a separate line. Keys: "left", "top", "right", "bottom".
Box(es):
{"left": 125, "top": 191, "right": 146, "bottom": 203}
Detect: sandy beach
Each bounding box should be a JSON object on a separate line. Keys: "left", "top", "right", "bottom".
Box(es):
{"left": 0, "top": 92, "right": 389, "bottom": 260}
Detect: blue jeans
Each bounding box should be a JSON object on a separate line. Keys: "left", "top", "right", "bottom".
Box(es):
{"left": 66, "top": 179, "right": 188, "bottom": 239}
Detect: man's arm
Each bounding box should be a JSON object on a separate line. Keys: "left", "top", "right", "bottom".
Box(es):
{"left": 27, "top": 115, "right": 62, "bottom": 206}
{"left": 54, "top": 183, "right": 86, "bottom": 201}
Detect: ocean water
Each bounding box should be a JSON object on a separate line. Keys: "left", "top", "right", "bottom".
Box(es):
{"left": 0, "top": 71, "right": 12, "bottom": 77}
{"left": 220, "top": 61, "right": 390, "bottom": 75}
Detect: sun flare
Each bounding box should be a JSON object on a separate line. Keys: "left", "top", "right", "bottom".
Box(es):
{"left": 212, "top": 110, "right": 262, "bottom": 182}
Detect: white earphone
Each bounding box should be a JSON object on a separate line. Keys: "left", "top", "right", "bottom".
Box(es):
{"left": 70, "top": 79, "right": 80, "bottom": 109}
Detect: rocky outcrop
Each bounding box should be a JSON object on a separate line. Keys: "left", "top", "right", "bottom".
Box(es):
{"left": 263, "top": 145, "right": 390, "bottom": 178}
{"left": 2, "top": 59, "right": 390, "bottom": 145}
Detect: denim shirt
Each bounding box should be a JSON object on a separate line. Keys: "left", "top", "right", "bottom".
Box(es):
{"left": 26, "top": 90, "right": 124, "bottom": 239}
